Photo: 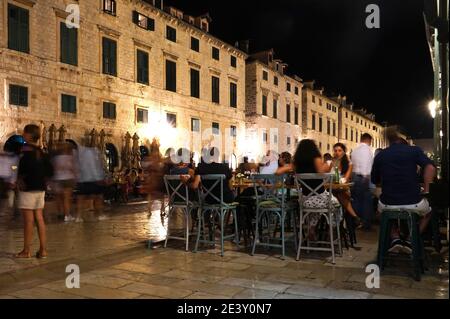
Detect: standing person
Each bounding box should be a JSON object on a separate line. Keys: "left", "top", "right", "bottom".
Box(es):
{"left": 75, "top": 145, "right": 107, "bottom": 222}
{"left": 329, "top": 143, "right": 361, "bottom": 224}
{"left": 52, "top": 143, "right": 76, "bottom": 222}
{"left": 351, "top": 133, "right": 374, "bottom": 230}
{"left": 16, "top": 124, "right": 54, "bottom": 259}
{"left": 372, "top": 127, "right": 436, "bottom": 253}
{"left": 142, "top": 139, "right": 166, "bottom": 215}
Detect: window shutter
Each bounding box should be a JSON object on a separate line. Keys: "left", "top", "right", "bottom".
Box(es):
{"left": 8, "top": 5, "right": 19, "bottom": 51}
{"left": 147, "top": 18, "right": 155, "bottom": 31}
{"left": 19, "top": 6, "right": 29, "bottom": 53}
{"left": 110, "top": 40, "right": 117, "bottom": 76}
{"left": 102, "top": 38, "right": 108, "bottom": 74}
{"left": 132, "top": 10, "right": 139, "bottom": 24}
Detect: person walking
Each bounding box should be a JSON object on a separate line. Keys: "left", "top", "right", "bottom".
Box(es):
{"left": 15, "top": 124, "right": 54, "bottom": 259}
{"left": 351, "top": 133, "right": 375, "bottom": 230}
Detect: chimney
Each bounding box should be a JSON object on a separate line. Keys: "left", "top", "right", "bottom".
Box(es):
{"left": 153, "top": 0, "right": 163, "bottom": 10}
{"left": 235, "top": 40, "right": 250, "bottom": 53}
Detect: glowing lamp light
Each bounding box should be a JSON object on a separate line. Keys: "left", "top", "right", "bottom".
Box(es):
{"left": 428, "top": 100, "right": 437, "bottom": 119}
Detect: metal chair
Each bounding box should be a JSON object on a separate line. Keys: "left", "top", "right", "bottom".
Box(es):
{"left": 294, "top": 173, "right": 343, "bottom": 264}
{"left": 163, "top": 175, "right": 200, "bottom": 252}
{"left": 250, "top": 174, "right": 296, "bottom": 259}
{"left": 194, "top": 175, "right": 239, "bottom": 257}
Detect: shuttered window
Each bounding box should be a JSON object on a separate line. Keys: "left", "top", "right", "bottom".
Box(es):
{"left": 103, "top": 102, "right": 116, "bottom": 119}
{"left": 165, "top": 60, "right": 177, "bottom": 92}
{"left": 61, "top": 94, "right": 76, "bottom": 114}
{"left": 230, "top": 82, "right": 237, "bottom": 108}
{"left": 190, "top": 69, "right": 200, "bottom": 98}
{"left": 9, "top": 85, "right": 28, "bottom": 107}
{"left": 137, "top": 49, "right": 149, "bottom": 85}
{"left": 102, "top": 37, "right": 117, "bottom": 76}
{"left": 212, "top": 76, "right": 220, "bottom": 103}
{"left": 60, "top": 22, "right": 78, "bottom": 66}
{"left": 8, "top": 4, "right": 29, "bottom": 53}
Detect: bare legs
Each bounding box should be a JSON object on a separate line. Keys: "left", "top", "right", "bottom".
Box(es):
{"left": 16, "top": 209, "right": 47, "bottom": 258}
{"left": 335, "top": 191, "right": 358, "bottom": 218}
{"left": 57, "top": 188, "right": 73, "bottom": 217}
{"left": 76, "top": 194, "right": 104, "bottom": 220}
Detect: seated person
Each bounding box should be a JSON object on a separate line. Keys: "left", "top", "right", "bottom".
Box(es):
{"left": 371, "top": 127, "right": 436, "bottom": 253}
{"left": 237, "top": 156, "right": 258, "bottom": 174}
{"left": 192, "top": 147, "right": 235, "bottom": 204}
{"left": 328, "top": 143, "right": 361, "bottom": 224}
{"left": 259, "top": 150, "right": 279, "bottom": 174}
{"left": 168, "top": 148, "right": 197, "bottom": 202}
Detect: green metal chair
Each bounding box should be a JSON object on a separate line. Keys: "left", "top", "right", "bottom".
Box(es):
{"left": 194, "top": 175, "right": 240, "bottom": 257}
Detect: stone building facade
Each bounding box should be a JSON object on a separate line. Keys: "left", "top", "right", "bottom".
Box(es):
{"left": 245, "top": 50, "right": 303, "bottom": 160}
{"left": 0, "top": 0, "right": 247, "bottom": 170}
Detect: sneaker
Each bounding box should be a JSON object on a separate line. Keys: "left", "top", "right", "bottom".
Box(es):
{"left": 64, "top": 216, "right": 75, "bottom": 223}
{"left": 401, "top": 240, "right": 413, "bottom": 255}
{"left": 75, "top": 217, "right": 84, "bottom": 223}
{"left": 98, "top": 215, "right": 108, "bottom": 221}
{"left": 388, "top": 239, "right": 403, "bottom": 254}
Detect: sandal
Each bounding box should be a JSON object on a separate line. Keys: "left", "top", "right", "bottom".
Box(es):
{"left": 36, "top": 251, "right": 48, "bottom": 259}
{"left": 15, "top": 251, "right": 32, "bottom": 259}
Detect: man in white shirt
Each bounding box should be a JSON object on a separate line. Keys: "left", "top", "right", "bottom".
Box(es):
{"left": 351, "top": 133, "right": 374, "bottom": 230}
{"left": 259, "top": 150, "right": 279, "bottom": 174}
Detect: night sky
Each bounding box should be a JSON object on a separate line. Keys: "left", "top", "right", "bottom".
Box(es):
{"left": 166, "top": 0, "right": 434, "bottom": 139}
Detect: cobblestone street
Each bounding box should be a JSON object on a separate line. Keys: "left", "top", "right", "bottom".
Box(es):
{"left": 0, "top": 200, "right": 448, "bottom": 299}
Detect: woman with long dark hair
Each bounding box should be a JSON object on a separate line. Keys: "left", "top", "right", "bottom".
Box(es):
{"left": 329, "top": 143, "right": 360, "bottom": 223}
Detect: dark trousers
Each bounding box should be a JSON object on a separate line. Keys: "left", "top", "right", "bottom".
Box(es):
{"left": 351, "top": 174, "right": 374, "bottom": 229}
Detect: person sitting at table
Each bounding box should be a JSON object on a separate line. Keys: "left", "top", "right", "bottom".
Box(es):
{"left": 259, "top": 150, "right": 279, "bottom": 174}
{"left": 276, "top": 139, "right": 342, "bottom": 239}
{"left": 323, "top": 153, "right": 332, "bottom": 166}
{"left": 237, "top": 157, "right": 258, "bottom": 174}
{"left": 278, "top": 152, "right": 292, "bottom": 166}
{"left": 191, "top": 147, "right": 235, "bottom": 204}
{"left": 371, "top": 127, "right": 436, "bottom": 254}
{"left": 329, "top": 143, "right": 361, "bottom": 224}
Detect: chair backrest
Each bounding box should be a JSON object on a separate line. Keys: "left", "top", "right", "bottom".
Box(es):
{"left": 164, "top": 175, "right": 192, "bottom": 207}
{"left": 250, "top": 174, "right": 287, "bottom": 208}
{"left": 294, "top": 173, "right": 333, "bottom": 209}
{"left": 199, "top": 174, "right": 225, "bottom": 206}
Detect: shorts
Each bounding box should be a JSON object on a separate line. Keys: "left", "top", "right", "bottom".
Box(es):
{"left": 77, "top": 182, "right": 104, "bottom": 196}
{"left": 18, "top": 191, "right": 45, "bottom": 210}
{"left": 53, "top": 179, "right": 75, "bottom": 193}
{"left": 378, "top": 198, "right": 431, "bottom": 217}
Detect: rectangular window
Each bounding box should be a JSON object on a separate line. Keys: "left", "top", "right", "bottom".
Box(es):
{"left": 61, "top": 94, "right": 76, "bottom": 114}
{"left": 102, "top": 37, "right": 117, "bottom": 76}
{"left": 351, "top": 129, "right": 354, "bottom": 142}
{"left": 191, "top": 118, "right": 200, "bottom": 132}
{"left": 312, "top": 114, "right": 316, "bottom": 130}
{"left": 294, "top": 107, "right": 299, "bottom": 125}
{"left": 103, "top": 102, "right": 116, "bottom": 119}
{"left": 230, "top": 82, "right": 237, "bottom": 108}
{"left": 137, "top": 108, "right": 148, "bottom": 123}
{"left": 333, "top": 122, "right": 336, "bottom": 136}
{"left": 8, "top": 4, "right": 29, "bottom": 53}
{"left": 286, "top": 83, "right": 291, "bottom": 92}
{"left": 132, "top": 11, "right": 154, "bottom": 31}
{"left": 190, "top": 68, "right": 200, "bottom": 98}
{"left": 273, "top": 99, "right": 278, "bottom": 119}
{"left": 103, "top": 0, "right": 116, "bottom": 15}
{"left": 319, "top": 117, "right": 323, "bottom": 132}
{"left": 212, "top": 47, "right": 220, "bottom": 60}
{"left": 165, "top": 60, "right": 177, "bottom": 92}
{"left": 274, "top": 76, "right": 278, "bottom": 86}
{"left": 327, "top": 120, "right": 331, "bottom": 135}
{"left": 287, "top": 137, "right": 291, "bottom": 146}
{"left": 137, "top": 49, "right": 149, "bottom": 85}
{"left": 345, "top": 127, "right": 348, "bottom": 140}
{"left": 230, "top": 56, "right": 237, "bottom": 68}
{"left": 166, "top": 26, "right": 177, "bottom": 42}
{"left": 191, "top": 37, "right": 199, "bottom": 52}
{"left": 60, "top": 22, "right": 78, "bottom": 66}
{"left": 286, "top": 104, "right": 291, "bottom": 123}
{"left": 263, "top": 131, "right": 268, "bottom": 144}
{"left": 346, "top": 112, "right": 348, "bottom": 118}
{"left": 356, "top": 131, "right": 359, "bottom": 143}
{"left": 212, "top": 122, "right": 220, "bottom": 135}
{"left": 9, "top": 85, "right": 28, "bottom": 107}
{"left": 166, "top": 113, "right": 177, "bottom": 128}
{"left": 262, "top": 70, "right": 268, "bottom": 81}
{"left": 262, "top": 95, "right": 268, "bottom": 116}
{"left": 230, "top": 125, "right": 237, "bottom": 138}
{"left": 211, "top": 76, "right": 220, "bottom": 103}
{"left": 295, "top": 87, "right": 299, "bottom": 95}
{"left": 319, "top": 99, "right": 322, "bottom": 106}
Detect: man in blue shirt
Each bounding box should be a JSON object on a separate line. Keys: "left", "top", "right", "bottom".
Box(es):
{"left": 371, "top": 127, "right": 436, "bottom": 253}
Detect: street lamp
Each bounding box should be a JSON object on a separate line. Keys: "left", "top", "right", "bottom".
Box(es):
{"left": 428, "top": 100, "right": 437, "bottom": 118}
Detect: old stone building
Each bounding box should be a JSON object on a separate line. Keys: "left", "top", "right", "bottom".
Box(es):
{"left": 302, "top": 82, "right": 386, "bottom": 155}
{"left": 245, "top": 49, "right": 303, "bottom": 160}
{"left": 0, "top": 0, "right": 247, "bottom": 170}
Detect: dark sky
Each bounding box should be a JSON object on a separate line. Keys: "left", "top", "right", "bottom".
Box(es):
{"left": 166, "top": 0, "right": 434, "bottom": 138}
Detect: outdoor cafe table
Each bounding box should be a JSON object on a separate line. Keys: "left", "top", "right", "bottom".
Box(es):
{"left": 232, "top": 179, "right": 354, "bottom": 194}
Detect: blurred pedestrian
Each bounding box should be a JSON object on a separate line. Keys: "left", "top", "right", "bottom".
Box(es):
{"left": 16, "top": 124, "right": 54, "bottom": 259}
{"left": 75, "top": 145, "right": 107, "bottom": 222}
{"left": 52, "top": 142, "right": 76, "bottom": 222}
{"left": 142, "top": 139, "right": 166, "bottom": 215}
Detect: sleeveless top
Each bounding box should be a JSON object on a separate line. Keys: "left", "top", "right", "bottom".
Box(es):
{"left": 296, "top": 157, "right": 325, "bottom": 195}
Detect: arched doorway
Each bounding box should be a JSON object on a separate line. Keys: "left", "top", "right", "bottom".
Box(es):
{"left": 65, "top": 139, "right": 78, "bottom": 150}
{"left": 105, "top": 143, "right": 119, "bottom": 173}
{"left": 3, "top": 135, "right": 25, "bottom": 154}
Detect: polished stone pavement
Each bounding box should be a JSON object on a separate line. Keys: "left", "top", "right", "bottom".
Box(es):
{"left": 0, "top": 199, "right": 448, "bottom": 299}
